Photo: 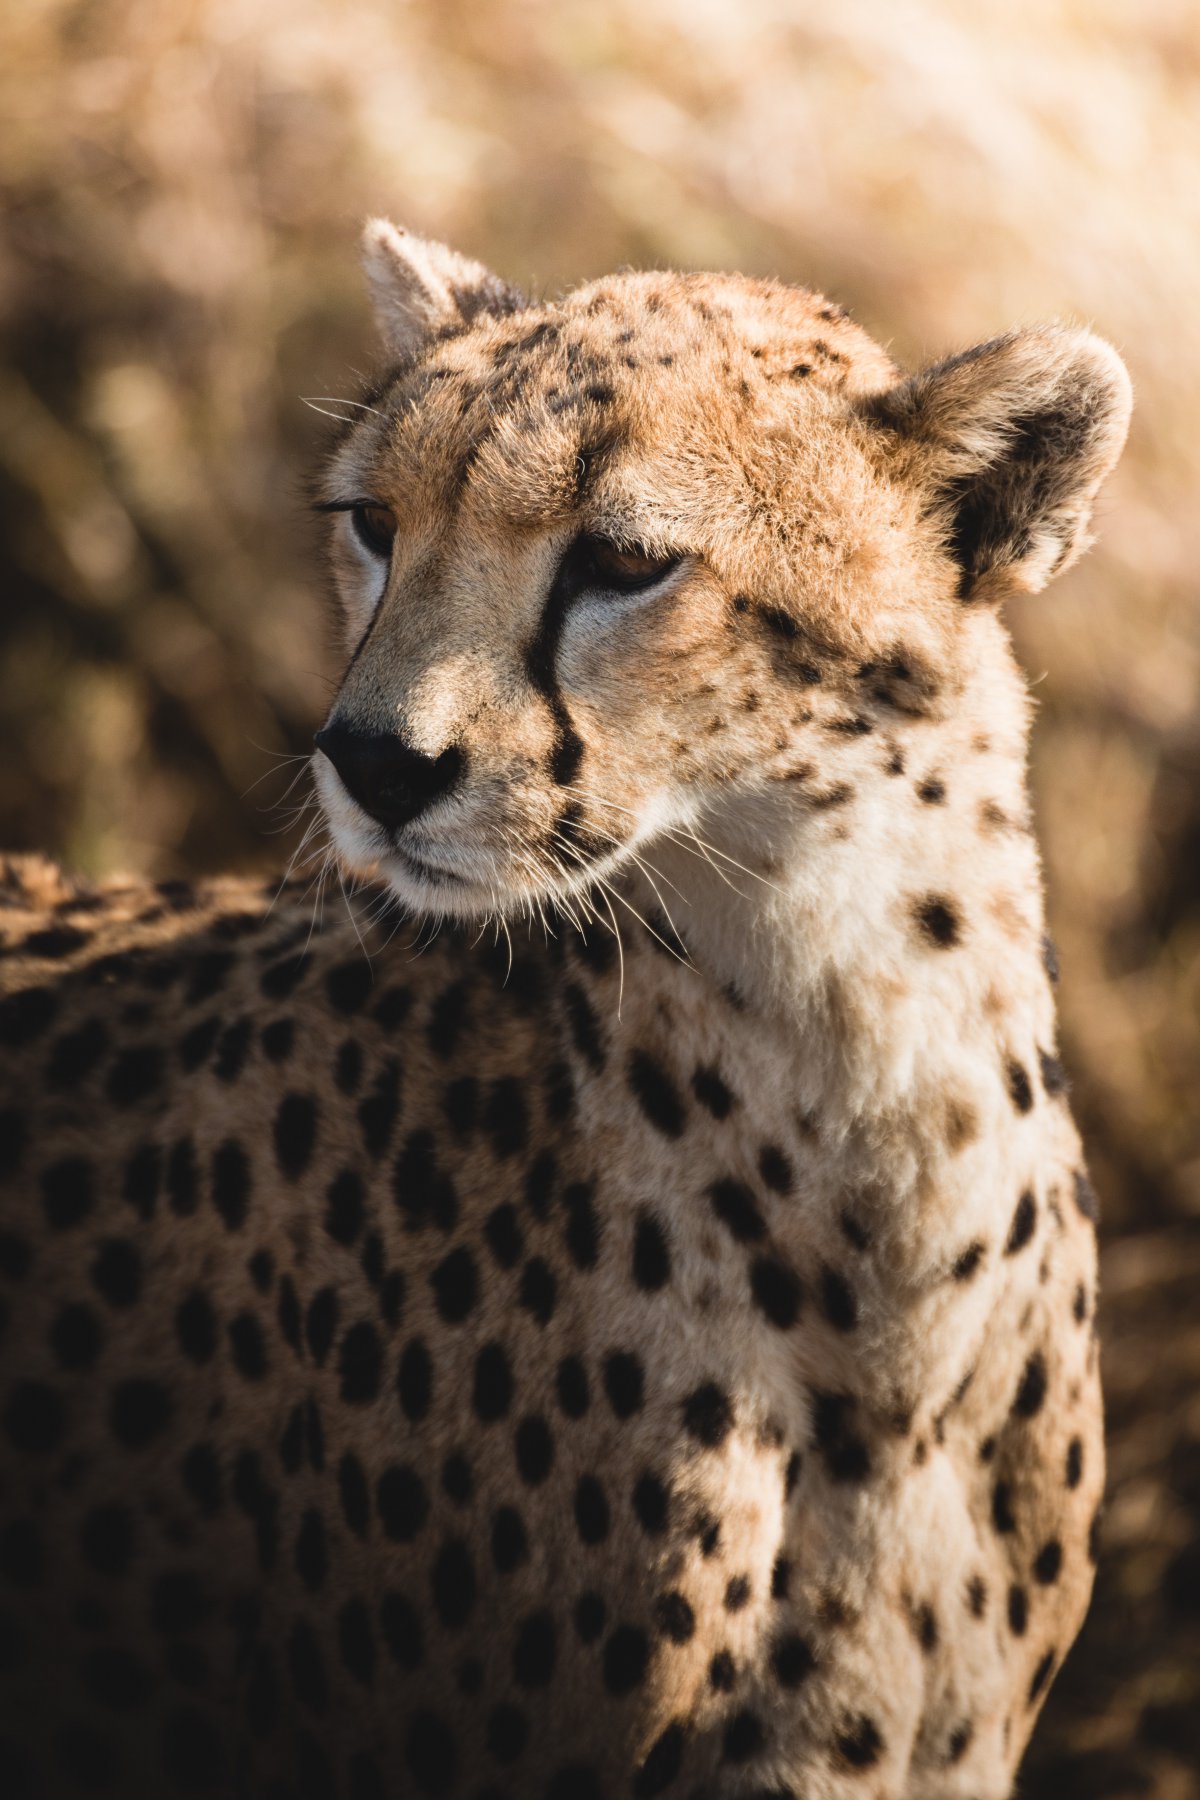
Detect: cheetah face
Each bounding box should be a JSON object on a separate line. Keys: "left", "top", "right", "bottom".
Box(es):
{"left": 311, "top": 223, "right": 1129, "bottom": 922}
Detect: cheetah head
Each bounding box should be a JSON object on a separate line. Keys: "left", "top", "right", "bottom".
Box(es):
{"left": 311, "top": 222, "right": 1129, "bottom": 922}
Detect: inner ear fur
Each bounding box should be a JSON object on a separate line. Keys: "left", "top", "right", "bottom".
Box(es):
{"left": 861, "top": 326, "right": 1131, "bottom": 599}
{"left": 362, "top": 219, "right": 526, "bottom": 362}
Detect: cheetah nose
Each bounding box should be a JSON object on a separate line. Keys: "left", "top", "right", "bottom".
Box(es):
{"left": 314, "top": 721, "right": 464, "bottom": 832}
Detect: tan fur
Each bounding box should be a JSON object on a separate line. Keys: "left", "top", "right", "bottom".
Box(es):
{"left": 0, "top": 227, "right": 1128, "bottom": 1798}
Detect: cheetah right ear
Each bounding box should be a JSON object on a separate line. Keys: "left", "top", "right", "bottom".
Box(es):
{"left": 361, "top": 220, "right": 526, "bottom": 362}
{"left": 861, "top": 326, "right": 1131, "bottom": 600}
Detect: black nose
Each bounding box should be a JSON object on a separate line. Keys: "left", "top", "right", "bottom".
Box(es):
{"left": 314, "top": 721, "right": 464, "bottom": 832}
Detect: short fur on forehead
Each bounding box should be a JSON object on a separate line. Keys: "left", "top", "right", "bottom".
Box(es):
{"left": 861, "top": 326, "right": 1132, "bottom": 599}
{"left": 362, "top": 219, "right": 526, "bottom": 362}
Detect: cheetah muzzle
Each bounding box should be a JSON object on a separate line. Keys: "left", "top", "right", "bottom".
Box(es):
{"left": 0, "top": 219, "right": 1129, "bottom": 1799}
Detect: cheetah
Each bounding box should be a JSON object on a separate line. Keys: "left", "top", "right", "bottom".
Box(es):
{"left": 0, "top": 221, "right": 1130, "bottom": 1799}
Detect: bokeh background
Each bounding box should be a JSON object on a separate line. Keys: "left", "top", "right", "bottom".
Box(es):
{"left": 2, "top": 1, "right": 1198, "bottom": 1790}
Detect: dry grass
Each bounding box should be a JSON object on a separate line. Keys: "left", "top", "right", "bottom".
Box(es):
{"left": 2, "top": 3, "right": 1198, "bottom": 1789}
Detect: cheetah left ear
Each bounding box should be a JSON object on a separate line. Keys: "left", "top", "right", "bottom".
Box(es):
{"left": 861, "top": 326, "right": 1131, "bottom": 599}
{"left": 361, "top": 219, "right": 526, "bottom": 362}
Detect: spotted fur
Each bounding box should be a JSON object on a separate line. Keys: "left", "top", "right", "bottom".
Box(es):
{"left": 0, "top": 224, "right": 1129, "bottom": 1798}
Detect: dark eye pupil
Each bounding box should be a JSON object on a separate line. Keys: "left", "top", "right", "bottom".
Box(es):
{"left": 351, "top": 505, "right": 396, "bottom": 557}
{"left": 585, "top": 538, "right": 679, "bottom": 592}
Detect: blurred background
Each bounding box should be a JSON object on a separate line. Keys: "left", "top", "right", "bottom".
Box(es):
{"left": 1, "top": 1, "right": 1198, "bottom": 1790}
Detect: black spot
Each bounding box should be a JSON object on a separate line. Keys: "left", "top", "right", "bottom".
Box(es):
{"left": 632, "top": 1212, "right": 671, "bottom": 1290}
{"left": 603, "top": 1623, "right": 649, "bottom": 1695}
{"left": 525, "top": 1149, "right": 557, "bottom": 1219}
{"left": 692, "top": 1064, "right": 734, "bottom": 1118}
{"left": 295, "top": 1508, "right": 327, "bottom": 1591}
{"left": 1005, "top": 1190, "right": 1037, "bottom": 1255}
{"left": 772, "top": 1633, "right": 815, "bottom": 1687}
{"left": 441, "top": 1452, "right": 473, "bottom": 1505}
{"left": 812, "top": 1392, "right": 872, "bottom": 1483}
{"left": 1073, "top": 1169, "right": 1100, "bottom": 1224}
{"left": 248, "top": 1248, "right": 273, "bottom": 1294}
{"left": 75, "top": 1527, "right": 131, "bottom": 1610}
{"left": 260, "top": 954, "right": 310, "bottom": 1000}
{"left": 393, "top": 1130, "right": 458, "bottom": 1234}
{"left": 603, "top": 1351, "right": 644, "bottom": 1418}
{"left": 431, "top": 1538, "right": 476, "bottom": 1630}
{"left": 574, "top": 1475, "right": 610, "bottom": 1545}
{"left": 1042, "top": 934, "right": 1060, "bottom": 984}
{"left": 722, "top": 1709, "right": 765, "bottom": 1763}
{"left": 398, "top": 1338, "right": 433, "bottom": 1422}
{"left": 326, "top": 960, "right": 373, "bottom": 1015}
{"left": 724, "top": 1575, "right": 750, "bottom": 1611}
{"left": 749, "top": 1255, "right": 803, "bottom": 1328}
{"left": 918, "top": 776, "right": 946, "bottom": 804}
{"left": 655, "top": 1591, "right": 695, "bottom": 1643}
{"left": 430, "top": 1245, "right": 479, "bottom": 1324}
{"left": 967, "top": 1574, "right": 987, "bottom": 1617}
{"left": 486, "top": 1702, "right": 529, "bottom": 1764}
{"left": 709, "top": 1650, "right": 736, "bottom": 1692}
{"left": 339, "top": 1453, "right": 369, "bottom": 1537}
{"left": 214, "top": 1017, "right": 252, "bottom": 1083}
{"left": 107, "top": 1044, "right": 162, "bottom": 1105}
{"left": 335, "top": 1039, "right": 363, "bottom": 1095}
{"left": 428, "top": 980, "right": 470, "bottom": 1059}
{"left": 47, "top": 1019, "right": 109, "bottom": 1088}
{"left": 1014, "top": 1352, "right": 1047, "bottom": 1419}
{"left": 757, "top": 1145, "right": 793, "bottom": 1195}
{"left": 359, "top": 1061, "right": 401, "bottom": 1158}
{"left": 51, "top": 1301, "right": 102, "bottom": 1370}
{"left": 628, "top": 1050, "right": 686, "bottom": 1137}
{"left": 80, "top": 1643, "right": 152, "bottom": 1711}
{"left": 179, "top": 1015, "right": 221, "bottom": 1072}
{"left": 683, "top": 1383, "right": 732, "bottom": 1448}
{"left": 229, "top": 1313, "right": 267, "bottom": 1381}
{"left": 1008, "top": 1584, "right": 1028, "bottom": 1636}
{"left": 952, "top": 1241, "right": 986, "bottom": 1281}
{"left": 339, "top": 1320, "right": 382, "bottom": 1403}
{"left": 211, "top": 1140, "right": 251, "bottom": 1231}
{"left": 564, "top": 982, "right": 606, "bottom": 1073}
{"left": 42, "top": 1156, "right": 95, "bottom": 1230}
{"left": 91, "top": 1238, "right": 140, "bottom": 1308}
{"left": 443, "top": 1075, "right": 478, "bottom": 1140}
{"left": 512, "top": 1609, "right": 557, "bottom": 1687}
{"left": 164, "top": 1136, "right": 198, "bottom": 1216}
{"left": 287, "top": 1618, "right": 328, "bottom": 1713}
{"left": 914, "top": 896, "right": 961, "bottom": 948}
{"left": 177, "top": 1444, "right": 217, "bottom": 1514}
{"left": 274, "top": 1093, "right": 318, "bottom": 1179}
{"left": 634, "top": 1722, "right": 685, "bottom": 1798}
{"left": 1034, "top": 1539, "right": 1063, "bottom": 1584}
{"left": 632, "top": 1472, "right": 670, "bottom": 1535}
{"left": 483, "top": 1075, "right": 529, "bottom": 1159}
{"left": 518, "top": 1256, "right": 557, "bottom": 1326}
{"left": 151, "top": 1569, "right": 211, "bottom": 1634}
{"left": 473, "top": 1342, "right": 514, "bottom": 1422}
{"left": 484, "top": 1203, "right": 524, "bottom": 1268}
{"left": 380, "top": 1593, "right": 423, "bottom": 1670}
{"left": 1007, "top": 1058, "right": 1034, "bottom": 1113}
{"left": 377, "top": 1465, "right": 429, "bottom": 1542}
{"left": 770, "top": 1555, "right": 791, "bottom": 1600}
{"left": 709, "top": 1178, "right": 765, "bottom": 1242}
{"left": 1028, "top": 1648, "right": 1056, "bottom": 1703}
{"left": 0, "top": 984, "right": 57, "bottom": 1045}
{"left": 304, "top": 1286, "right": 338, "bottom": 1366}
{"left": 992, "top": 1481, "right": 1016, "bottom": 1534}
{"left": 556, "top": 1354, "right": 589, "bottom": 1418}
{"left": 260, "top": 1017, "right": 294, "bottom": 1061}
{"left": 108, "top": 1377, "right": 170, "bottom": 1447}
{"left": 913, "top": 1602, "right": 939, "bottom": 1652}
{"left": 176, "top": 1290, "right": 217, "bottom": 1363}
{"left": 1065, "top": 1437, "right": 1084, "bottom": 1488}
{"left": 835, "top": 1715, "right": 883, "bottom": 1768}
{"left": 338, "top": 1596, "right": 376, "bottom": 1686}
{"left": 491, "top": 1506, "right": 528, "bottom": 1573}
{"left": 514, "top": 1415, "right": 554, "bottom": 1485}
{"left": 0, "top": 1229, "right": 32, "bottom": 1281}
{"left": 564, "top": 1181, "right": 601, "bottom": 1271}
{"left": 324, "top": 1169, "right": 364, "bottom": 1246}
{"left": 818, "top": 1265, "right": 858, "bottom": 1331}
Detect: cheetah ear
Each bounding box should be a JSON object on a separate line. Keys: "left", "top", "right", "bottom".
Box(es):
{"left": 361, "top": 219, "right": 525, "bottom": 361}
{"left": 862, "top": 327, "right": 1131, "bottom": 598}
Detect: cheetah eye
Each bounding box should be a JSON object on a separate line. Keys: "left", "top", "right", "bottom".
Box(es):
{"left": 581, "top": 536, "right": 681, "bottom": 594}
{"left": 349, "top": 503, "right": 398, "bottom": 559}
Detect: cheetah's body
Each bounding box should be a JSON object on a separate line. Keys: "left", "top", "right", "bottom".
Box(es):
{"left": 0, "top": 232, "right": 1127, "bottom": 1799}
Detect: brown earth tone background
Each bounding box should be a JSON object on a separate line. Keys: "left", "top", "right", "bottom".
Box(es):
{"left": 2, "top": 2, "right": 1198, "bottom": 1792}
